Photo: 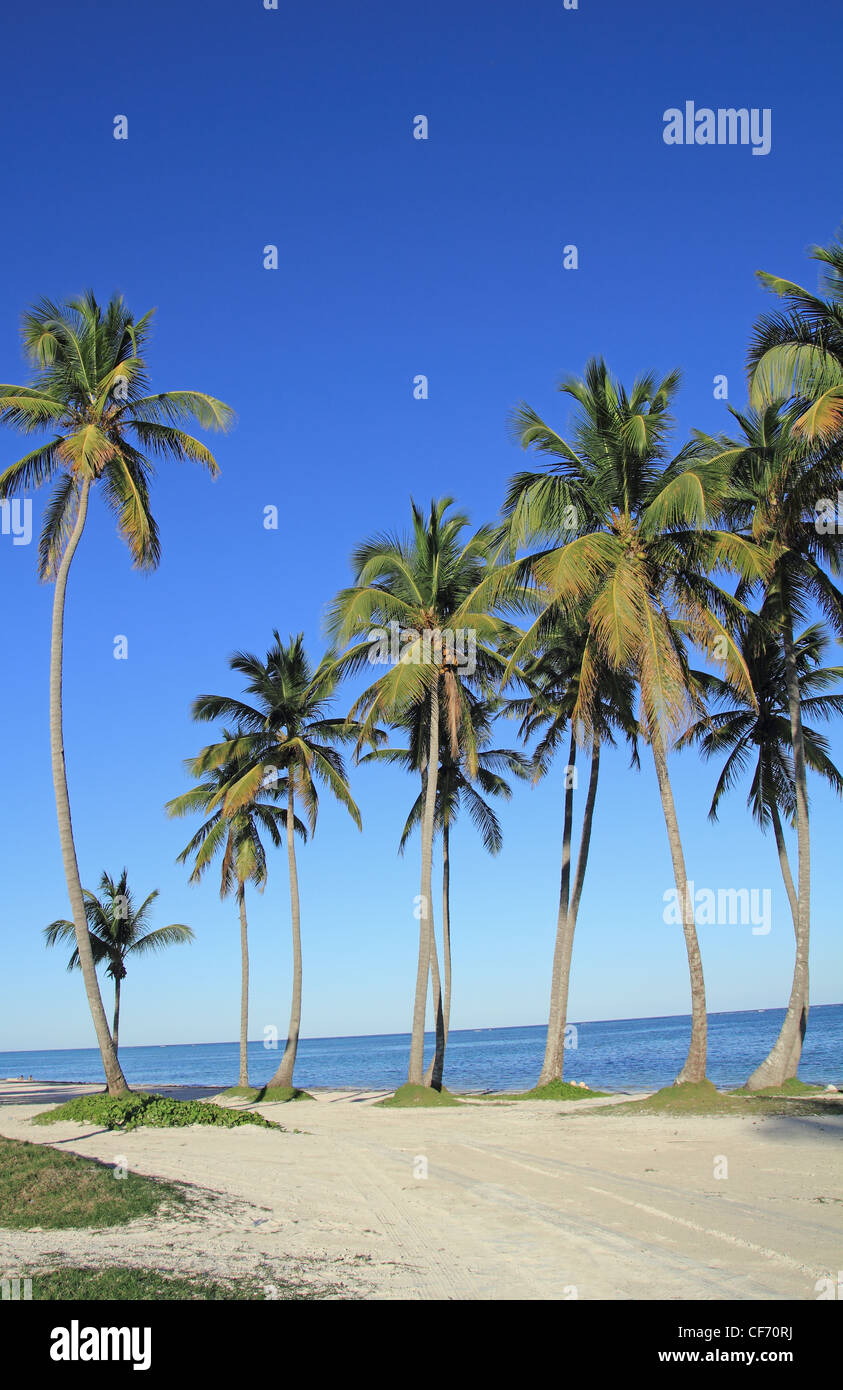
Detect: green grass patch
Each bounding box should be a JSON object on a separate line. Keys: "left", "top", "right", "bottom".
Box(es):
{"left": 254, "top": 1086, "right": 314, "bottom": 1104}
{"left": 219, "top": 1086, "right": 265, "bottom": 1101}
{"left": 599, "top": 1079, "right": 843, "bottom": 1119}
{"left": 379, "top": 1084, "right": 461, "bottom": 1108}
{"left": 20, "top": 1266, "right": 337, "bottom": 1300}
{"left": 0, "top": 1137, "right": 186, "bottom": 1230}
{"left": 742, "top": 1078, "right": 825, "bottom": 1097}
{"left": 32, "top": 1092, "right": 283, "bottom": 1132}
{"left": 499, "top": 1080, "right": 610, "bottom": 1101}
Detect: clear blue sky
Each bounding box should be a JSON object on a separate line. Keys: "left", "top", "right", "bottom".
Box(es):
{"left": 1, "top": 0, "right": 841, "bottom": 1051}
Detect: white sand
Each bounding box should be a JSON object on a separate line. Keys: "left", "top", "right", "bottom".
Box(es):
{"left": 1, "top": 1081, "right": 841, "bottom": 1300}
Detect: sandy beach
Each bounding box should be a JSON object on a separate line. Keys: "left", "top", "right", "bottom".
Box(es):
{"left": 1, "top": 1080, "right": 841, "bottom": 1301}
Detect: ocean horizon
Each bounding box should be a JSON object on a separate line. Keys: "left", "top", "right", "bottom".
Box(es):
{"left": 3, "top": 1003, "right": 841, "bottom": 1093}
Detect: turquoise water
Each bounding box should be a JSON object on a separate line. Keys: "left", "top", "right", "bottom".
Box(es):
{"left": 1, "top": 1004, "right": 840, "bottom": 1092}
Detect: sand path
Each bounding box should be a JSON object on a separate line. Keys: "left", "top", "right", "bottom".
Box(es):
{"left": 1, "top": 1082, "right": 840, "bottom": 1300}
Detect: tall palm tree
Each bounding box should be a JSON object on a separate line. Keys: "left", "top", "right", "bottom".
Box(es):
{"left": 680, "top": 618, "right": 843, "bottom": 1077}
{"left": 0, "top": 293, "right": 232, "bottom": 1094}
{"left": 187, "top": 636, "right": 363, "bottom": 1092}
{"left": 364, "top": 693, "right": 528, "bottom": 1074}
{"left": 328, "top": 498, "right": 513, "bottom": 1089}
{"left": 494, "top": 360, "right": 767, "bottom": 1083}
{"left": 699, "top": 402, "right": 842, "bottom": 1084}
{"left": 749, "top": 232, "right": 843, "bottom": 445}
{"left": 165, "top": 736, "right": 298, "bottom": 1089}
{"left": 508, "top": 615, "right": 638, "bottom": 1086}
{"left": 44, "top": 869, "right": 194, "bottom": 1052}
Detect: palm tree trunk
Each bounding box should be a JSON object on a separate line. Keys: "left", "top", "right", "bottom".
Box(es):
{"left": 441, "top": 820, "right": 452, "bottom": 1043}
{"left": 112, "top": 976, "right": 121, "bottom": 1054}
{"left": 423, "top": 916, "right": 446, "bottom": 1087}
{"left": 768, "top": 800, "right": 803, "bottom": 1078}
{"left": 50, "top": 478, "right": 128, "bottom": 1095}
{"left": 537, "top": 732, "right": 576, "bottom": 1085}
{"left": 424, "top": 816, "right": 453, "bottom": 1088}
{"left": 538, "top": 739, "right": 601, "bottom": 1086}
{"left": 747, "top": 621, "right": 810, "bottom": 1089}
{"left": 408, "top": 679, "right": 440, "bottom": 1086}
{"left": 769, "top": 799, "right": 798, "bottom": 935}
{"left": 237, "top": 881, "right": 250, "bottom": 1088}
{"left": 268, "top": 781, "right": 303, "bottom": 1089}
{"left": 650, "top": 729, "right": 707, "bottom": 1083}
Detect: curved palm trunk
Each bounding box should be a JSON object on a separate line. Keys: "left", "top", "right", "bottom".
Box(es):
{"left": 537, "top": 733, "right": 577, "bottom": 1085}
{"left": 423, "top": 823, "right": 451, "bottom": 1088}
{"left": 768, "top": 801, "right": 803, "bottom": 1078}
{"left": 769, "top": 799, "right": 799, "bottom": 934}
{"left": 237, "top": 881, "right": 250, "bottom": 1088}
{"left": 408, "top": 680, "right": 440, "bottom": 1087}
{"left": 538, "top": 740, "right": 600, "bottom": 1085}
{"left": 112, "top": 976, "right": 121, "bottom": 1054}
{"left": 651, "top": 730, "right": 707, "bottom": 1084}
{"left": 747, "top": 621, "right": 810, "bottom": 1089}
{"left": 50, "top": 479, "right": 128, "bottom": 1095}
{"left": 268, "top": 782, "right": 303, "bottom": 1089}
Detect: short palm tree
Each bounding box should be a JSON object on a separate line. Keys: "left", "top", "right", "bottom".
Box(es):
{"left": 749, "top": 231, "right": 843, "bottom": 444}
{"left": 44, "top": 870, "right": 194, "bottom": 1052}
{"left": 495, "top": 359, "right": 767, "bottom": 1082}
{"left": 328, "top": 498, "right": 514, "bottom": 1089}
{"left": 701, "top": 404, "right": 843, "bottom": 1085}
{"left": 680, "top": 622, "right": 842, "bottom": 1065}
{"left": 188, "top": 636, "right": 364, "bottom": 1092}
{"left": 165, "top": 736, "right": 299, "bottom": 1089}
{"left": 508, "top": 613, "right": 639, "bottom": 1086}
{"left": 0, "top": 293, "right": 232, "bottom": 1094}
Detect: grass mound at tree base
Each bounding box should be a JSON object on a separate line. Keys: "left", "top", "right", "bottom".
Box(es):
{"left": 743, "top": 1078, "right": 825, "bottom": 1096}
{"left": 379, "top": 1084, "right": 461, "bottom": 1108}
{"left": 508, "top": 1080, "right": 610, "bottom": 1100}
{"left": 601, "top": 1079, "right": 843, "bottom": 1119}
{"left": 0, "top": 1136, "right": 185, "bottom": 1230}
{"left": 221, "top": 1085, "right": 314, "bottom": 1104}
{"left": 32, "top": 1092, "right": 283, "bottom": 1132}
{"left": 256, "top": 1086, "right": 314, "bottom": 1104}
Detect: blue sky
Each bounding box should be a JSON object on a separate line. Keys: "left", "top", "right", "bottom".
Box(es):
{"left": 0, "top": 0, "right": 841, "bottom": 1052}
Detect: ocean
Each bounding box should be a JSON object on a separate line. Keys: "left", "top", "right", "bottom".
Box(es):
{"left": 1, "top": 1004, "right": 841, "bottom": 1092}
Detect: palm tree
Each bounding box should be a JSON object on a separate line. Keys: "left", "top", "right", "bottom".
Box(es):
{"left": 680, "top": 618, "right": 843, "bottom": 1078}
{"left": 364, "top": 693, "right": 528, "bottom": 1075}
{"left": 494, "top": 359, "right": 767, "bottom": 1083}
{"left": 165, "top": 736, "right": 298, "bottom": 1089}
{"left": 0, "top": 293, "right": 232, "bottom": 1094}
{"left": 698, "top": 402, "right": 843, "bottom": 1084}
{"left": 44, "top": 870, "right": 194, "bottom": 1052}
{"left": 187, "top": 636, "right": 363, "bottom": 1092}
{"left": 749, "top": 232, "right": 843, "bottom": 445}
{"left": 327, "top": 498, "right": 512, "bottom": 1089}
{"left": 507, "top": 614, "right": 638, "bottom": 1086}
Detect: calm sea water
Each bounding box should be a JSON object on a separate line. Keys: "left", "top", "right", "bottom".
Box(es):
{"left": 1, "top": 1005, "right": 841, "bottom": 1092}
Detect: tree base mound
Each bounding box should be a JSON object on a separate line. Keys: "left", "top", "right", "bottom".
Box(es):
{"left": 379, "top": 1084, "right": 460, "bottom": 1108}
{"left": 255, "top": 1086, "right": 314, "bottom": 1104}
{"left": 220, "top": 1086, "right": 264, "bottom": 1101}
{"left": 742, "top": 1078, "right": 824, "bottom": 1097}
{"left": 642, "top": 1080, "right": 725, "bottom": 1111}
{"left": 512, "top": 1080, "right": 609, "bottom": 1100}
